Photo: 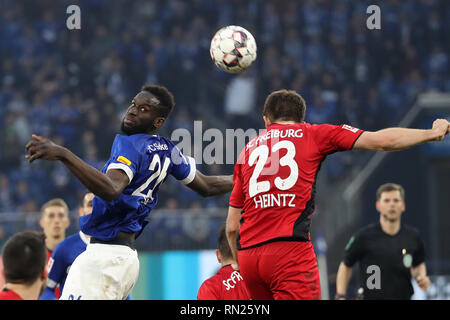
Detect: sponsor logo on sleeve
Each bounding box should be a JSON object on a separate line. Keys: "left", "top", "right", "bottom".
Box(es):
{"left": 47, "top": 257, "right": 55, "bottom": 273}
{"left": 342, "top": 124, "right": 359, "bottom": 133}
{"left": 117, "top": 156, "right": 132, "bottom": 166}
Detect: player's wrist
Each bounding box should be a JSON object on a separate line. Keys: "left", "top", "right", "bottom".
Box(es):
{"left": 335, "top": 293, "right": 346, "bottom": 300}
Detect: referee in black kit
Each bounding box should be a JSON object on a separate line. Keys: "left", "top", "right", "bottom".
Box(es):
{"left": 336, "top": 183, "right": 430, "bottom": 300}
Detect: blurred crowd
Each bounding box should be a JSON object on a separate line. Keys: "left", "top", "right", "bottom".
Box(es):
{"left": 0, "top": 0, "right": 449, "bottom": 244}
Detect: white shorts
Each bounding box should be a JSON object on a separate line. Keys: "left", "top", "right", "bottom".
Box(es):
{"left": 59, "top": 243, "right": 139, "bottom": 300}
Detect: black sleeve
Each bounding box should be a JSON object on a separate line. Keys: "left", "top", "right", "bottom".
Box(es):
{"left": 343, "top": 232, "right": 364, "bottom": 267}
{"left": 412, "top": 233, "right": 425, "bottom": 267}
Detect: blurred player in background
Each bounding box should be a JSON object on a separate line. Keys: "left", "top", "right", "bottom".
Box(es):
{"left": 336, "top": 183, "right": 430, "bottom": 300}
{"left": 40, "top": 198, "right": 70, "bottom": 255}
{"left": 40, "top": 192, "right": 94, "bottom": 300}
{"left": 226, "top": 89, "right": 450, "bottom": 300}
{"left": 0, "top": 231, "right": 47, "bottom": 300}
{"left": 197, "top": 224, "right": 251, "bottom": 300}
{"left": 25, "top": 84, "right": 233, "bottom": 300}
{"left": 39, "top": 198, "right": 70, "bottom": 298}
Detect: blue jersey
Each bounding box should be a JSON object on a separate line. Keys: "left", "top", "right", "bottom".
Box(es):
{"left": 79, "top": 134, "right": 196, "bottom": 240}
{"left": 40, "top": 231, "right": 89, "bottom": 300}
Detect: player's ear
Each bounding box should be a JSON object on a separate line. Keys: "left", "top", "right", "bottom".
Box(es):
{"left": 153, "top": 117, "right": 165, "bottom": 129}
{"left": 215, "top": 249, "right": 222, "bottom": 264}
{"left": 375, "top": 201, "right": 380, "bottom": 212}
{"left": 263, "top": 116, "right": 272, "bottom": 128}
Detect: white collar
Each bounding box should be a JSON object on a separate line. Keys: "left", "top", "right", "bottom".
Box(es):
{"left": 79, "top": 231, "right": 90, "bottom": 245}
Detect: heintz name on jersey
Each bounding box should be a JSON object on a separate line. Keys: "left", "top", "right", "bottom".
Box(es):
{"left": 253, "top": 193, "right": 296, "bottom": 209}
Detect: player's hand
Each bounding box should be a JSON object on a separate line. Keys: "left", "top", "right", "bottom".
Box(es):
{"left": 431, "top": 119, "right": 450, "bottom": 141}
{"left": 416, "top": 275, "right": 430, "bottom": 291}
{"left": 25, "top": 134, "right": 66, "bottom": 163}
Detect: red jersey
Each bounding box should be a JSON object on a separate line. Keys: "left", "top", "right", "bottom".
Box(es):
{"left": 45, "top": 249, "right": 60, "bottom": 299}
{"left": 0, "top": 288, "right": 22, "bottom": 300}
{"left": 197, "top": 265, "right": 251, "bottom": 300}
{"left": 229, "top": 123, "right": 363, "bottom": 249}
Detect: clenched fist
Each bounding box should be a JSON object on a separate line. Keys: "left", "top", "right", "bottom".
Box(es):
{"left": 431, "top": 119, "right": 450, "bottom": 141}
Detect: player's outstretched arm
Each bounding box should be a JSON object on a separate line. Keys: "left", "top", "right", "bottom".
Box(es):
{"left": 186, "top": 171, "right": 233, "bottom": 197}
{"left": 354, "top": 118, "right": 450, "bottom": 151}
{"left": 25, "top": 134, "right": 128, "bottom": 202}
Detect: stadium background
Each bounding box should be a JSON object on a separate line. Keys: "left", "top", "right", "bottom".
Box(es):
{"left": 0, "top": 0, "right": 449, "bottom": 299}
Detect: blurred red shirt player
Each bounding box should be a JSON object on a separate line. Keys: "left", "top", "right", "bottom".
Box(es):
{"left": 39, "top": 198, "right": 70, "bottom": 299}
{"left": 197, "top": 225, "right": 251, "bottom": 300}
{"left": 226, "top": 89, "right": 450, "bottom": 300}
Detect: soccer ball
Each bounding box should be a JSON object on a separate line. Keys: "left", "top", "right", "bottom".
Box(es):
{"left": 210, "top": 25, "right": 257, "bottom": 74}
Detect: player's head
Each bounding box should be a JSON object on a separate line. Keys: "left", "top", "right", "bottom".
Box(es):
{"left": 216, "top": 224, "right": 234, "bottom": 266}
{"left": 121, "top": 84, "right": 175, "bottom": 135}
{"left": 262, "top": 89, "right": 306, "bottom": 127}
{"left": 1, "top": 231, "right": 47, "bottom": 286}
{"left": 375, "top": 183, "right": 406, "bottom": 222}
{"left": 39, "top": 198, "right": 70, "bottom": 241}
{"left": 78, "top": 192, "right": 94, "bottom": 217}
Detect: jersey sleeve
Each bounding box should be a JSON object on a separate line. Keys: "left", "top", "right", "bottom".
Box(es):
{"left": 311, "top": 124, "right": 364, "bottom": 156}
{"left": 343, "top": 232, "right": 364, "bottom": 267}
{"left": 105, "top": 135, "right": 141, "bottom": 183}
{"left": 197, "top": 279, "right": 220, "bottom": 300}
{"left": 412, "top": 233, "right": 425, "bottom": 267}
{"left": 39, "top": 287, "right": 57, "bottom": 300}
{"left": 229, "top": 149, "right": 245, "bottom": 208}
{"left": 39, "top": 245, "right": 64, "bottom": 300}
{"left": 168, "top": 144, "right": 196, "bottom": 185}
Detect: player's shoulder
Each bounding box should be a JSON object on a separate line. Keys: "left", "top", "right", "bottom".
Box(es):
{"left": 112, "top": 134, "right": 140, "bottom": 152}
{"left": 156, "top": 135, "right": 178, "bottom": 149}
{"left": 115, "top": 133, "right": 175, "bottom": 153}
{"left": 198, "top": 273, "right": 221, "bottom": 298}
{"left": 202, "top": 268, "right": 225, "bottom": 288}
{"left": 401, "top": 224, "right": 422, "bottom": 238}
{"left": 55, "top": 232, "right": 85, "bottom": 250}
{"left": 354, "top": 223, "right": 380, "bottom": 239}
{"left": 308, "top": 122, "right": 340, "bottom": 131}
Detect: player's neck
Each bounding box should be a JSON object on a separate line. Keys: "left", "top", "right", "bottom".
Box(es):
{"left": 379, "top": 216, "right": 401, "bottom": 235}
{"left": 221, "top": 259, "right": 235, "bottom": 267}
{"left": 46, "top": 237, "right": 63, "bottom": 251}
{"left": 4, "top": 281, "right": 43, "bottom": 300}
{"left": 271, "top": 121, "right": 297, "bottom": 125}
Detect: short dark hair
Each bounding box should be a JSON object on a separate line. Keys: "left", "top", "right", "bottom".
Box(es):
{"left": 2, "top": 231, "right": 47, "bottom": 285}
{"left": 217, "top": 224, "right": 233, "bottom": 260}
{"left": 141, "top": 84, "right": 175, "bottom": 118}
{"left": 376, "top": 183, "right": 405, "bottom": 201}
{"left": 263, "top": 89, "right": 306, "bottom": 123}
